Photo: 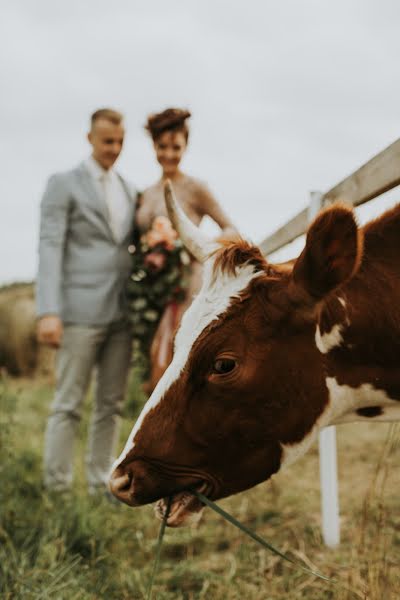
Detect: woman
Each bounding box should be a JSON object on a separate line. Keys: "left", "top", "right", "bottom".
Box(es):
{"left": 133, "top": 108, "right": 237, "bottom": 393}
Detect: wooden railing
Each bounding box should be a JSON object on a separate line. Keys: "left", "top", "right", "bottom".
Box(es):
{"left": 258, "top": 137, "right": 400, "bottom": 548}
{"left": 259, "top": 137, "right": 400, "bottom": 256}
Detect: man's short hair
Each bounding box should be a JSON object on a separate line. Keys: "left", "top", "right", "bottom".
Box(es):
{"left": 90, "top": 108, "right": 124, "bottom": 129}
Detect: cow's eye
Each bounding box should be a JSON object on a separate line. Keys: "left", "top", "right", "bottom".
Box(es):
{"left": 213, "top": 358, "right": 236, "bottom": 374}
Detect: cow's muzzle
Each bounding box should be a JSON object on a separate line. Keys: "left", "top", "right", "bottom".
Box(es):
{"left": 109, "top": 467, "right": 137, "bottom": 506}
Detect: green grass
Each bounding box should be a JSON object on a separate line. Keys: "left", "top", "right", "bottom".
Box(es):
{"left": 1, "top": 374, "right": 400, "bottom": 599}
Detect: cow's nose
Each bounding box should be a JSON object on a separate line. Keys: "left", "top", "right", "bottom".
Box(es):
{"left": 109, "top": 467, "right": 135, "bottom": 505}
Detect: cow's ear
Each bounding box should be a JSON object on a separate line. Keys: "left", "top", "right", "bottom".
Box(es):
{"left": 291, "top": 204, "right": 363, "bottom": 301}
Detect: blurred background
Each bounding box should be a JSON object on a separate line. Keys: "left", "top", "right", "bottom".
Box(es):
{"left": 2, "top": 0, "right": 400, "bottom": 284}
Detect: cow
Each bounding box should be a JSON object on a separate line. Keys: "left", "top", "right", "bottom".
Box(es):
{"left": 110, "top": 181, "right": 400, "bottom": 527}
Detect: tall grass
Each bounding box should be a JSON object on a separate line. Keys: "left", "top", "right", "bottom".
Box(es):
{"left": 1, "top": 376, "right": 400, "bottom": 599}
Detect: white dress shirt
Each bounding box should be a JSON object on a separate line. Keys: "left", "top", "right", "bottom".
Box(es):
{"left": 85, "top": 156, "right": 130, "bottom": 243}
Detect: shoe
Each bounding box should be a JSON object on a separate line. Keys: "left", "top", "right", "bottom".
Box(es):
{"left": 45, "top": 487, "right": 73, "bottom": 503}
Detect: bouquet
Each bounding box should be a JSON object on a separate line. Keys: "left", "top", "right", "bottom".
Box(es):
{"left": 126, "top": 216, "right": 191, "bottom": 354}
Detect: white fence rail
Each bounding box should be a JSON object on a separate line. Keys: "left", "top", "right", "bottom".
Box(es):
{"left": 260, "top": 137, "right": 400, "bottom": 256}
{"left": 259, "top": 137, "right": 400, "bottom": 547}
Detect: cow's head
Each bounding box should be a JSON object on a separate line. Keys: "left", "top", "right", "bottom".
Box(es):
{"left": 110, "top": 182, "right": 363, "bottom": 526}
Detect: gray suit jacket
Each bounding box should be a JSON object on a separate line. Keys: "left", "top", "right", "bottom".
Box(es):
{"left": 37, "top": 162, "right": 137, "bottom": 325}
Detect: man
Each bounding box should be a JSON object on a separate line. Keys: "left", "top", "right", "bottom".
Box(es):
{"left": 37, "top": 108, "right": 136, "bottom": 495}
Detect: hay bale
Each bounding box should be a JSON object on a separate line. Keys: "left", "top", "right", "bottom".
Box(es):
{"left": 0, "top": 282, "right": 54, "bottom": 377}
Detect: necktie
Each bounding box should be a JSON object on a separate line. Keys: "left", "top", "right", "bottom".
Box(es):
{"left": 101, "top": 172, "right": 119, "bottom": 242}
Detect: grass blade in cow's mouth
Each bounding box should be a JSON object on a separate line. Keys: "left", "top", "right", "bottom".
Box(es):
{"left": 154, "top": 481, "right": 209, "bottom": 527}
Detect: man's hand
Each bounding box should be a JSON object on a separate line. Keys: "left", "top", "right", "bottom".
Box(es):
{"left": 37, "top": 315, "right": 63, "bottom": 348}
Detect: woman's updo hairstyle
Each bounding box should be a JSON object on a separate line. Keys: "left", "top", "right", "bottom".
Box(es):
{"left": 145, "top": 108, "right": 191, "bottom": 142}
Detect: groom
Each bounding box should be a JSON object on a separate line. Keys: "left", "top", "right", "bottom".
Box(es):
{"left": 37, "top": 108, "right": 137, "bottom": 494}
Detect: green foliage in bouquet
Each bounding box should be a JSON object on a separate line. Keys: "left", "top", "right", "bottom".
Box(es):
{"left": 126, "top": 238, "right": 191, "bottom": 357}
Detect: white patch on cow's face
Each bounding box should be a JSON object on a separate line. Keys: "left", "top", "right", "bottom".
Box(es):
{"left": 315, "top": 323, "right": 344, "bottom": 354}
{"left": 111, "top": 257, "right": 262, "bottom": 472}
{"left": 281, "top": 376, "right": 399, "bottom": 470}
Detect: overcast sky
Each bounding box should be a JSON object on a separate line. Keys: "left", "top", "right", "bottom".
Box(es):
{"left": 1, "top": 0, "right": 400, "bottom": 283}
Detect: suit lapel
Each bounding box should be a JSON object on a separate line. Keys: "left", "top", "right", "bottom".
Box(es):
{"left": 118, "top": 175, "right": 136, "bottom": 243}
{"left": 76, "top": 163, "right": 136, "bottom": 245}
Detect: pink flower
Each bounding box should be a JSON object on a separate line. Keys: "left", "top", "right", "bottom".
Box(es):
{"left": 144, "top": 251, "right": 167, "bottom": 272}
{"left": 145, "top": 216, "right": 178, "bottom": 250}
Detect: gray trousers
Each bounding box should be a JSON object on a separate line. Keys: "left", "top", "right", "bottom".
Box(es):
{"left": 43, "top": 321, "right": 131, "bottom": 491}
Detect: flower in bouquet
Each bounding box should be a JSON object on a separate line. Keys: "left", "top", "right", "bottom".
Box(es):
{"left": 144, "top": 251, "right": 167, "bottom": 272}
{"left": 146, "top": 215, "right": 178, "bottom": 251}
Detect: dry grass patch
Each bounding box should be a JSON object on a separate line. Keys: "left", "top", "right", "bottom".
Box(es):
{"left": 1, "top": 377, "right": 400, "bottom": 599}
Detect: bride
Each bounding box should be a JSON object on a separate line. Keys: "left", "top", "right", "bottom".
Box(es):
{"left": 130, "top": 108, "right": 237, "bottom": 393}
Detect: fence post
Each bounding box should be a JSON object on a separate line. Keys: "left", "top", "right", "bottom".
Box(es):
{"left": 309, "top": 191, "right": 340, "bottom": 548}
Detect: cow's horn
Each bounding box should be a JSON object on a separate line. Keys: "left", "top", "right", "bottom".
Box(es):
{"left": 164, "top": 179, "right": 214, "bottom": 262}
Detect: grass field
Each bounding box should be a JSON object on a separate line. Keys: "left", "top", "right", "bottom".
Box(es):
{"left": 1, "top": 373, "right": 400, "bottom": 599}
